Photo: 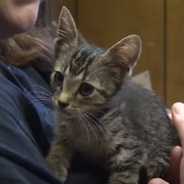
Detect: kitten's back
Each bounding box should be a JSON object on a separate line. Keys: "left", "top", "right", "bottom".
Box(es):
{"left": 111, "top": 79, "right": 178, "bottom": 147}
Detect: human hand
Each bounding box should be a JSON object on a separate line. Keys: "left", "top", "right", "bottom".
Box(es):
{"left": 0, "top": 0, "right": 41, "bottom": 40}
{"left": 149, "top": 102, "right": 184, "bottom": 184}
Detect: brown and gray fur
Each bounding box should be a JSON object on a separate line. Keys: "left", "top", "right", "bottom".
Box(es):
{"left": 46, "top": 6, "right": 179, "bottom": 184}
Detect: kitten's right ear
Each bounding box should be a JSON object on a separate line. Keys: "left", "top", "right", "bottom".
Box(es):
{"left": 55, "top": 6, "right": 78, "bottom": 51}
{"left": 103, "top": 34, "right": 142, "bottom": 77}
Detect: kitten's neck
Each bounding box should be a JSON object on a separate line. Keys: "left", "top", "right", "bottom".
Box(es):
{"left": 108, "top": 77, "right": 132, "bottom": 107}
{"left": 92, "top": 107, "right": 109, "bottom": 119}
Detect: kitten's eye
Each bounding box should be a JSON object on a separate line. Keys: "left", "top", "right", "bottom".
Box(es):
{"left": 79, "top": 83, "right": 94, "bottom": 96}
{"left": 54, "top": 71, "right": 64, "bottom": 85}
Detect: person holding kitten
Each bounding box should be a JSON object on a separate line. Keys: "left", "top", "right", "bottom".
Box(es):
{"left": 150, "top": 102, "right": 183, "bottom": 184}
{"left": 0, "top": 1, "right": 182, "bottom": 184}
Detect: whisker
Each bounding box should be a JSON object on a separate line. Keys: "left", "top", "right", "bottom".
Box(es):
{"left": 82, "top": 112, "right": 98, "bottom": 142}
{"left": 26, "top": 95, "right": 52, "bottom": 103}
{"left": 79, "top": 112, "right": 91, "bottom": 141}
{"left": 31, "top": 96, "right": 52, "bottom": 101}
{"left": 83, "top": 113, "right": 104, "bottom": 143}
{"left": 67, "top": 109, "right": 89, "bottom": 139}
{"left": 25, "top": 91, "right": 52, "bottom": 98}
{"left": 25, "top": 85, "right": 52, "bottom": 95}
{"left": 72, "top": 108, "right": 104, "bottom": 137}
{"left": 76, "top": 116, "right": 84, "bottom": 137}
{"left": 26, "top": 97, "right": 53, "bottom": 108}
{"left": 83, "top": 111, "right": 104, "bottom": 133}
{"left": 84, "top": 111, "right": 104, "bottom": 124}
{"left": 27, "top": 101, "right": 52, "bottom": 109}
{"left": 93, "top": 109, "right": 107, "bottom": 114}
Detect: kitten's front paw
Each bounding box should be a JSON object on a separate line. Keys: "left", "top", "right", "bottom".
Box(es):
{"left": 52, "top": 167, "right": 68, "bottom": 182}
{"left": 46, "top": 160, "right": 68, "bottom": 182}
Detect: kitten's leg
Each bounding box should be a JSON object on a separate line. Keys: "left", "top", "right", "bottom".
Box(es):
{"left": 46, "top": 139, "right": 72, "bottom": 182}
{"left": 109, "top": 170, "right": 139, "bottom": 184}
{"left": 145, "top": 153, "right": 170, "bottom": 181}
{"left": 109, "top": 149, "right": 143, "bottom": 184}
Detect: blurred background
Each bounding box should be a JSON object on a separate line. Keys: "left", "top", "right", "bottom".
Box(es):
{"left": 39, "top": 0, "right": 184, "bottom": 109}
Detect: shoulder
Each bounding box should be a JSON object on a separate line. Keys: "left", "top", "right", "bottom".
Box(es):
{"left": 118, "top": 79, "right": 166, "bottom": 113}
{"left": 121, "top": 79, "right": 156, "bottom": 98}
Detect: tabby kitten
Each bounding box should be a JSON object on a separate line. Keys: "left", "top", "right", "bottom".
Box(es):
{"left": 46, "top": 6, "right": 179, "bottom": 184}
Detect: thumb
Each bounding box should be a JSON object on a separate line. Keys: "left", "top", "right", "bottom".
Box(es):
{"left": 171, "top": 102, "right": 184, "bottom": 184}
{"left": 171, "top": 102, "right": 184, "bottom": 148}
{"left": 149, "top": 178, "right": 168, "bottom": 184}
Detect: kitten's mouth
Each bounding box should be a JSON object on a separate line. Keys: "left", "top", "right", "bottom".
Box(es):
{"left": 58, "top": 108, "right": 80, "bottom": 119}
{"left": 58, "top": 110, "right": 74, "bottom": 119}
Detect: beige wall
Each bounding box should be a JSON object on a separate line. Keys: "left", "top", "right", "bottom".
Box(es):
{"left": 167, "top": 0, "right": 184, "bottom": 107}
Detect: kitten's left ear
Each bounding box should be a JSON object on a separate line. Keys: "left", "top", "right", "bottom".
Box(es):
{"left": 104, "top": 34, "right": 142, "bottom": 76}
{"left": 55, "top": 6, "right": 78, "bottom": 50}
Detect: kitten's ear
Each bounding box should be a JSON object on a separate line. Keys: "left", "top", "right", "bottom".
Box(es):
{"left": 55, "top": 6, "right": 78, "bottom": 49}
{"left": 104, "top": 34, "right": 142, "bottom": 76}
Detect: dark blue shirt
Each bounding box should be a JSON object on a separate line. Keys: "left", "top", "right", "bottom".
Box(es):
{"left": 0, "top": 60, "right": 105, "bottom": 184}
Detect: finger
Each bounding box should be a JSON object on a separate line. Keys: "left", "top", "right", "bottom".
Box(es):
{"left": 171, "top": 102, "right": 184, "bottom": 148}
{"left": 149, "top": 178, "right": 168, "bottom": 184}
{"left": 165, "top": 146, "right": 182, "bottom": 183}
{"left": 171, "top": 103, "right": 184, "bottom": 184}
{"left": 180, "top": 157, "right": 184, "bottom": 184}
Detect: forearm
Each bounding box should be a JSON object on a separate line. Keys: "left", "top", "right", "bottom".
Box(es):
{"left": 0, "top": 0, "right": 40, "bottom": 40}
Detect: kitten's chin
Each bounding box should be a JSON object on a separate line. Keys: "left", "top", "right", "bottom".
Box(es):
{"left": 56, "top": 108, "right": 79, "bottom": 120}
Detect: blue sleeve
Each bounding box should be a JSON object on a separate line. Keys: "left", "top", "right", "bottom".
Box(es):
{"left": 0, "top": 62, "right": 62, "bottom": 184}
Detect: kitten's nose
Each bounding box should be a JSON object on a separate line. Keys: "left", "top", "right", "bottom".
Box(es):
{"left": 58, "top": 101, "right": 69, "bottom": 109}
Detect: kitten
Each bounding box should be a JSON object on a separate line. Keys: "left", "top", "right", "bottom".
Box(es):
{"left": 46, "top": 6, "right": 179, "bottom": 184}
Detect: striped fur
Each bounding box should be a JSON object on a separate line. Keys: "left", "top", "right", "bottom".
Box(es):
{"left": 46, "top": 6, "right": 179, "bottom": 184}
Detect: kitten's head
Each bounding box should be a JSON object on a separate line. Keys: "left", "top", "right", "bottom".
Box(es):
{"left": 51, "top": 7, "right": 142, "bottom": 119}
